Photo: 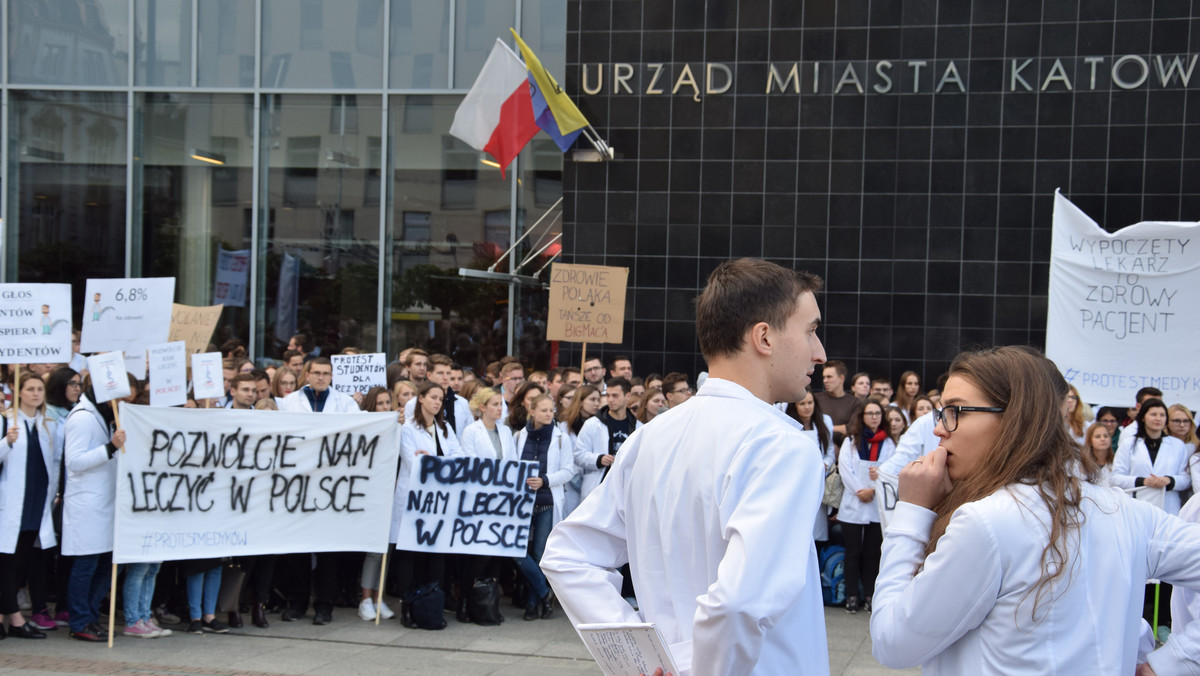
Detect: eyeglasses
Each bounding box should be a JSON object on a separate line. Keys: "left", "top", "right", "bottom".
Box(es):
{"left": 672, "top": 387, "right": 693, "bottom": 395}
{"left": 933, "top": 405, "right": 1005, "bottom": 433}
{"left": 1170, "top": 419, "right": 1192, "bottom": 425}
{"left": 863, "top": 410, "right": 883, "bottom": 417}
{"left": 67, "top": 380, "right": 81, "bottom": 387}
{"left": 1065, "top": 395, "right": 1079, "bottom": 402}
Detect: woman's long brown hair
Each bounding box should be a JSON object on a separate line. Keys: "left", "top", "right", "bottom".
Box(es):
{"left": 925, "top": 346, "right": 1096, "bottom": 621}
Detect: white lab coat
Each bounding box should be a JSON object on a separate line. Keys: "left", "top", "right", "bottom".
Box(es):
{"left": 459, "top": 418, "right": 516, "bottom": 461}
{"left": 798, "top": 415, "right": 835, "bottom": 541}
{"left": 279, "top": 387, "right": 360, "bottom": 413}
{"left": 403, "top": 393, "right": 473, "bottom": 441}
{"left": 558, "top": 422, "right": 584, "bottom": 518}
{"left": 1112, "top": 434, "right": 1191, "bottom": 515}
{"left": 1148, "top": 493, "right": 1200, "bottom": 674}
{"left": 0, "top": 411, "right": 63, "bottom": 553}
{"left": 540, "top": 378, "right": 829, "bottom": 676}
{"left": 513, "top": 422, "right": 575, "bottom": 526}
{"left": 878, "top": 411, "right": 939, "bottom": 477}
{"left": 837, "top": 434, "right": 897, "bottom": 524}
{"left": 391, "top": 418, "right": 464, "bottom": 543}
{"left": 573, "top": 412, "right": 641, "bottom": 500}
{"left": 61, "top": 396, "right": 119, "bottom": 556}
{"left": 871, "top": 481, "right": 1200, "bottom": 674}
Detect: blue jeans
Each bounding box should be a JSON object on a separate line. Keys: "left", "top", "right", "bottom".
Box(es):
{"left": 186, "top": 566, "right": 222, "bottom": 620}
{"left": 514, "top": 506, "right": 553, "bottom": 604}
{"left": 121, "top": 562, "right": 161, "bottom": 625}
{"left": 67, "top": 552, "right": 111, "bottom": 632}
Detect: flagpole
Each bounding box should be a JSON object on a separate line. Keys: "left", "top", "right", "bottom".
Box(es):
{"left": 487, "top": 197, "right": 563, "bottom": 272}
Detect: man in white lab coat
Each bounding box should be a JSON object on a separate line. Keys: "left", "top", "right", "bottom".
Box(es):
{"left": 541, "top": 258, "right": 831, "bottom": 676}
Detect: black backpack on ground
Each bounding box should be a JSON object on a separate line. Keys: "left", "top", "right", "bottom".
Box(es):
{"left": 468, "top": 578, "right": 504, "bottom": 626}
{"left": 405, "top": 582, "right": 446, "bottom": 630}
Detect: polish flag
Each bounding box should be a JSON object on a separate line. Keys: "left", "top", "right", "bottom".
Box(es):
{"left": 449, "top": 39, "right": 540, "bottom": 178}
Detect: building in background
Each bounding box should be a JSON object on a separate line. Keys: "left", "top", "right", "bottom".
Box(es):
{"left": 4, "top": 0, "right": 565, "bottom": 373}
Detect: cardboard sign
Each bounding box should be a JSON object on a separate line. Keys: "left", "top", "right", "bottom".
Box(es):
{"left": 213, "top": 248, "right": 249, "bottom": 307}
{"left": 114, "top": 407, "right": 399, "bottom": 563}
{"left": 1047, "top": 190, "right": 1200, "bottom": 408}
{"left": 396, "top": 456, "right": 540, "bottom": 556}
{"left": 547, "top": 264, "right": 628, "bottom": 343}
{"left": 148, "top": 342, "right": 188, "bottom": 408}
{"left": 331, "top": 353, "right": 387, "bottom": 396}
{"left": 0, "top": 283, "right": 73, "bottom": 364}
{"left": 81, "top": 278, "right": 175, "bottom": 354}
{"left": 87, "top": 352, "right": 132, "bottom": 404}
{"left": 191, "top": 352, "right": 225, "bottom": 400}
{"left": 169, "top": 304, "right": 224, "bottom": 355}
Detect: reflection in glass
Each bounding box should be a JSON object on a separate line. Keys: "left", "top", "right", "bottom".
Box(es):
{"left": 137, "top": 93, "right": 254, "bottom": 350}
{"left": 389, "top": 0, "right": 448, "bottom": 88}
{"left": 8, "top": 91, "right": 127, "bottom": 304}
{"left": 197, "top": 0, "right": 255, "bottom": 87}
{"left": 9, "top": 0, "right": 131, "bottom": 86}
{"left": 453, "top": 0, "right": 515, "bottom": 88}
{"left": 260, "top": 95, "right": 382, "bottom": 359}
{"left": 261, "top": 0, "right": 383, "bottom": 88}
{"left": 135, "top": 0, "right": 192, "bottom": 86}
{"left": 389, "top": 94, "right": 522, "bottom": 370}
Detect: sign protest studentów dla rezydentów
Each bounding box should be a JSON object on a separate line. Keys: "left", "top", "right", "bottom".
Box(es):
{"left": 0, "top": 283, "right": 72, "bottom": 364}
{"left": 114, "top": 407, "right": 399, "bottom": 563}
{"left": 397, "top": 455, "right": 541, "bottom": 557}
{"left": 1046, "top": 190, "right": 1200, "bottom": 409}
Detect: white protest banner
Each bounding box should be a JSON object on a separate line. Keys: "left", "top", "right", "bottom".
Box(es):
{"left": 81, "top": 277, "right": 176, "bottom": 354}
{"left": 114, "top": 406, "right": 399, "bottom": 563}
{"left": 0, "top": 283, "right": 72, "bottom": 364}
{"left": 1047, "top": 191, "right": 1200, "bottom": 408}
{"left": 191, "top": 352, "right": 225, "bottom": 400}
{"left": 397, "top": 456, "right": 540, "bottom": 556}
{"left": 547, "top": 263, "right": 628, "bottom": 343}
{"left": 213, "top": 248, "right": 249, "bottom": 307}
{"left": 875, "top": 472, "right": 900, "bottom": 533}
{"left": 331, "top": 353, "right": 387, "bottom": 396}
{"left": 148, "top": 342, "right": 188, "bottom": 408}
{"left": 87, "top": 352, "right": 131, "bottom": 403}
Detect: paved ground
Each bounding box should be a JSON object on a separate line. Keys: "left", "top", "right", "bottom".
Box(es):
{"left": 0, "top": 604, "right": 915, "bottom": 675}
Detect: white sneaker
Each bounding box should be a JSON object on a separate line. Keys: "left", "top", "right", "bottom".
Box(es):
{"left": 357, "top": 598, "right": 376, "bottom": 621}
{"left": 377, "top": 599, "right": 395, "bottom": 620}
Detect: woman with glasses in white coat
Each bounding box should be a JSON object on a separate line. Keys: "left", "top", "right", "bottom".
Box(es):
{"left": 837, "top": 399, "right": 896, "bottom": 613}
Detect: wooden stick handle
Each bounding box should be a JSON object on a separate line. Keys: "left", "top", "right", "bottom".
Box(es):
{"left": 107, "top": 563, "right": 118, "bottom": 647}
{"left": 375, "top": 550, "right": 388, "bottom": 625}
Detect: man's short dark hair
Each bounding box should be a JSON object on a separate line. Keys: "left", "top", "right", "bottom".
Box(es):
{"left": 606, "top": 377, "right": 631, "bottom": 395}
{"left": 251, "top": 369, "right": 270, "bottom": 383}
{"left": 231, "top": 373, "right": 257, "bottom": 388}
{"left": 662, "top": 372, "right": 689, "bottom": 395}
{"left": 309, "top": 356, "right": 332, "bottom": 368}
{"left": 1136, "top": 387, "right": 1163, "bottom": 403}
{"left": 290, "top": 333, "right": 310, "bottom": 352}
{"left": 609, "top": 355, "right": 631, "bottom": 370}
{"left": 282, "top": 349, "right": 303, "bottom": 362}
{"left": 695, "top": 258, "right": 822, "bottom": 360}
{"left": 404, "top": 348, "right": 428, "bottom": 366}
{"left": 824, "top": 360, "right": 847, "bottom": 380}
{"left": 870, "top": 377, "right": 891, "bottom": 388}
{"left": 562, "top": 366, "right": 580, "bottom": 377}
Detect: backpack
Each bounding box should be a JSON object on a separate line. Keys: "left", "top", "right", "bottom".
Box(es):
{"left": 404, "top": 581, "right": 447, "bottom": 630}
{"left": 819, "top": 545, "right": 846, "bottom": 606}
{"left": 467, "top": 577, "right": 504, "bottom": 626}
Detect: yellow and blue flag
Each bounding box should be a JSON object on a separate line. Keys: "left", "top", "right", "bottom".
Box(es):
{"left": 511, "top": 29, "right": 589, "bottom": 152}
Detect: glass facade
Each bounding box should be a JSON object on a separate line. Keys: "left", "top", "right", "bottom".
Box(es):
{"left": 2, "top": 0, "right": 565, "bottom": 372}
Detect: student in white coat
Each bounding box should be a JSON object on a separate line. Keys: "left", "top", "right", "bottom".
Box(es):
{"left": 836, "top": 399, "right": 896, "bottom": 613}
{"left": 451, "top": 387, "right": 513, "bottom": 623}
{"left": 0, "top": 376, "right": 63, "bottom": 638}
{"left": 62, "top": 374, "right": 134, "bottom": 642}
{"left": 541, "top": 259, "right": 830, "bottom": 676}
{"left": 784, "top": 392, "right": 835, "bottom": 542}
{"left": 279, "top": 357, "right": 360, "bottom": 414}
{"left": 395, "top": 381, "right": 463, "bottom": 628}
{"left": 1141, "top": 493, "right": 1200, "bottom": 675}
{"left": 401, "top": 355, "right": 472, "bottom": 441}
{"left": 572, "top": 378, "right": 640, "bottom": 502}
{"left": 512, "top": 394, "right": 574, "bottom": 621}
{"left": 870, "top": 346, "right": 1200, "bottom": 675}
{"left": 1112, "top": 397, "right": 1191, "bottom": 632}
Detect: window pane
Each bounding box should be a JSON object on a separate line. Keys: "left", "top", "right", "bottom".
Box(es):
{"left": 8, "top": 92, "right": 127, "bottom": 298}
{"left": 9, "top": 0, "right": 130, "bottom": 86}
{"left": 197, "top": 0, "right": 255, "bottom": 87}
{"left": 261, "top": 95, "right": 382, "bottom": 359}
{"left": 389, "top": 0, "right": 448, "bottom": 88}
{"left": 453, "top": 0, "right": 515, "bottom": 88}
{"left": 135, "top": 0, "right": 192, "bottom": 86}
{"left": 137, "top": 93, "right": 253, "bottom": 353}
{"left": 388, "top": 94, "right": 511, "bottom": 369}
{"left": 262, "top": 0, "right": 383, "bottom": 88}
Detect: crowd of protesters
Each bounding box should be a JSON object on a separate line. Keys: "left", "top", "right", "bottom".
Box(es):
{"left": 0, "top": 329, "right": 1195, "bottom": 655}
